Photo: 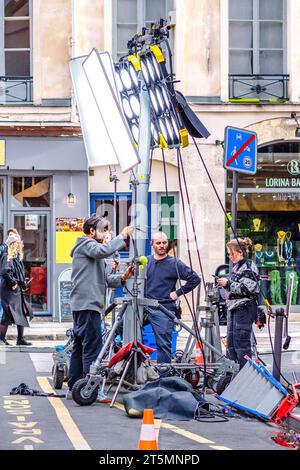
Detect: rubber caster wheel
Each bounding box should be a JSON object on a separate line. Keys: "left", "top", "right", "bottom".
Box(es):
{"left": 216, "top": 374, "right": 232, "bottom": 395}
{"left": 72, "top": 378, "right": 99, "bottom": 406}
{"left": 52, "top": 366, "right": 64, "bottom": 390}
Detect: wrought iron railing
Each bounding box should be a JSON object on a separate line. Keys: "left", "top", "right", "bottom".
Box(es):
{"left": 229, "top": 74, "right": 289, "bottom": 102}
{"left": 0, "top": 76, "right": 33, "bottom": 104}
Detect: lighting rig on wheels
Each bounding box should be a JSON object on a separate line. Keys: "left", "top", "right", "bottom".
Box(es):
{"left": 69, "top": 20, "right": 240, "bottom": 407}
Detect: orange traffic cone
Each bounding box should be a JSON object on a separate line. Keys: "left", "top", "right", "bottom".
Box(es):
{"left": 138, "top": 409, "right": 158, "bottom": 450}
{"left": 195, "top": 341, "right": 204, "bottom": 364}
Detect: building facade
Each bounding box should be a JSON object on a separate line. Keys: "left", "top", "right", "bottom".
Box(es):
{"left": 1, "top": 0, "right": 300, "bottom": 318}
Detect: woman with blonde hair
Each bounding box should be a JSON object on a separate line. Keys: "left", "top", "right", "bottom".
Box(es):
{"left": 0, "top": 235, "right": 33, "bottom": 346}
{"left": 217, "top": 237, "right": 260, "bottom": 369}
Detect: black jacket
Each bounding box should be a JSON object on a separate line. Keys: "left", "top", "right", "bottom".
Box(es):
{"left": 0, "top": 254, "right": 33, "bottom": 327}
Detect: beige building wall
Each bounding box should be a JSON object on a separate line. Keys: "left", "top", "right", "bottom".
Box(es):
{"left": 174, "top": 0, "right": 221, "bottom": 98}
{"left": 34, "top": 0, "right": 72, "bottom": 101}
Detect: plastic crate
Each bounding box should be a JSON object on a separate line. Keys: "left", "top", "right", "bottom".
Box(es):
{"left": 142, "top": 323, "right": 178, "bottom": 360}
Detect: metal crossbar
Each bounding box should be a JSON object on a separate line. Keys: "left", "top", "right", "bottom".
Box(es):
{"left": 229, "top": 74, "right": 289, "bottom": 102}
{"left": 0, "top": 76, "right": 33, "bottom": 104}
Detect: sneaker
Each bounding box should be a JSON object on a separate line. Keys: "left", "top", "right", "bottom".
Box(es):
{"left": 66, "top": 390, "right": 73, "bottom": 400}
{"left": 0, "top": 339, "right": 11, "bottom": 346}
{"left": 96, "top": 392, "right": 112, "bottom": 404}
{"left": 16, "top": 338, "right": 32, "bottom": 346}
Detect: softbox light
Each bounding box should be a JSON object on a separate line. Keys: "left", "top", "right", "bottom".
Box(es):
{"left": 69, "top": 56, "right": 118, "bottom": 167}
{"left": 83, "top": 49, "right": 141, "bottom": 173}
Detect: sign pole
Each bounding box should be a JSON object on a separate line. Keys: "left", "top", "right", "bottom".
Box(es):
{"left": 230, "top": 171, "right": 238, "bottom": 271}
{"left": 230, "top": 171, "right": 239, "bottom": 241}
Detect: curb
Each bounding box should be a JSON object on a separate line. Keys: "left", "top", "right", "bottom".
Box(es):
{"left": 6, "top": 334, "right": 67, "bottom": 341}
{"left": 0, "top": 346, "right": 56, "bottom": 353}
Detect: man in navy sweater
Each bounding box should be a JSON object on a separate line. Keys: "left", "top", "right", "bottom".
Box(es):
{"left": 145, "top": 232, "right": 201, "bottom": 363}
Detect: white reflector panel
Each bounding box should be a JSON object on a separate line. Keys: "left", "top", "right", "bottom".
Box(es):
{"left": 83, "top": 49, "right": 140, "bottom": 173}
{"left": 69, "top": 56, "right": 118, "bottom": 167}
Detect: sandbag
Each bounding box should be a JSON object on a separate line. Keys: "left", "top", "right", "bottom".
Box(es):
{"left": 123, "top": 376, "right": 208, "bottom": 421}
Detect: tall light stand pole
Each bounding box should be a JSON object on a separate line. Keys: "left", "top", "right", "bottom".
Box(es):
{"left": 123, "top": 80, "right": 152, "bottom": 345}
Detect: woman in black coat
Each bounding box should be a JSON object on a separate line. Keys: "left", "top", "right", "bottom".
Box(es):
{"left": 0, "top": 235, "right": 33, "bottom": 346}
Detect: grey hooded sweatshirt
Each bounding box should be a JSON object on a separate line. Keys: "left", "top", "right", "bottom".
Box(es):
{"left": 70, "top": 235, "right": 126, "bottom": 313}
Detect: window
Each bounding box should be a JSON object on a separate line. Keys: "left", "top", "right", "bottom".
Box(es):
{"left": 11, "top": 176, "right": 51, "bottom": 208}
{"left": 226, "top": 141, "right": 300, "bottom": 306}
{"left": 229, "top": 0, "right": 285, "bottom": 75}
{"left": 2, "top": 0, "right": 32, "bottom": 76}
{"left": 113, "top": 0, "right": 174, "bottom": 61}
{"left": 151, "top": 192, "right": 179, "bottom": 255}
{"left": 229, "top": 0, "right": 287, "bottom": 101}
{"left": 159, "top": 194, "right": 178, "bottom": 242}
{"left": 90, "top": 193, "right": 152, "bottom": 256}
{"left": 0, "top": 0, "right": 32, "bottom": 103}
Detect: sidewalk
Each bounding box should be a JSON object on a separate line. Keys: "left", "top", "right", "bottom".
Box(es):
{"left": 3, "top": 320, "right": 300, "bottom": 353}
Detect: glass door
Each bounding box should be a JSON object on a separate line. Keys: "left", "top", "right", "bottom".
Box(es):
{"left": 12, "top": 212, "right": 49, "bottom": 314}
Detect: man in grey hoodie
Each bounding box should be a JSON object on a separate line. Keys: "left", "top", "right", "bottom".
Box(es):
{"left": 67, "top": 214, "right": 134, "bottom": 395}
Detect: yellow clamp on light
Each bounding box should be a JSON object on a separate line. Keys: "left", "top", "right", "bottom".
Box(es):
{"left": 159, "top": 133, "right": 169, "bottom": 150}
{"left": 180, "top": 128, "right": 189, "bottom": 148}
{"left": 128, "top": 54, "right": 141, "bottom": 72}
{"left": 150, "top": 45, "right": 165, "bottom": 63}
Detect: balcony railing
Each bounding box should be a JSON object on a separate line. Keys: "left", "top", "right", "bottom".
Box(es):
{"left": 0, "top": 76, "right": 33, "bottom": 104}
{"left": 229, "top": 74, "right": 289, "bottom": 103}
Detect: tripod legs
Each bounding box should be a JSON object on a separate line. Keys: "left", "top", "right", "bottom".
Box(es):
{"left": 110, "top": 349, "right": 135, "bottom": 407}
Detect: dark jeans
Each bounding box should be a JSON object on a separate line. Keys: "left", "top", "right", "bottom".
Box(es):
{"left": 146, "top": 307, "right": 175, "bottom": 364}
{"left": 227, "top": 301, "right": 257, "bottom": 369}
{"left": 68, "top": 310, "right": 102, "bottom": 389}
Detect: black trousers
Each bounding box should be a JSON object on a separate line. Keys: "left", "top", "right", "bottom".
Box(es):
{"left": 68, "top": 310, "right": 102, "bottom": 389}
{"left": 227, "top": 301, "right": 257, "bottom": 369}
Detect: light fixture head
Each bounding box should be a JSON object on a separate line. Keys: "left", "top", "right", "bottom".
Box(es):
{"left": 295, "top": 127, "right": 300, "bottom": 138}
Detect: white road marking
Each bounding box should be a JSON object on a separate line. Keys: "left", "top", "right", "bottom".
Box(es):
{"left": 29, "top": 353, "right": 53, "bottom": 373}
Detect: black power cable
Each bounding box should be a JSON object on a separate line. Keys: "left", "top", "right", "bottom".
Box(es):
{"left": 160, "top": 147, "right": 207, "bottom": 391}
{"left": 177, "top": 148, "right": 207, "bottom": 288}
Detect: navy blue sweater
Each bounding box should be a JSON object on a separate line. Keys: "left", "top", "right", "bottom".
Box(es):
{"left": 145, "top": 255, "right": 201, "bottom": 307}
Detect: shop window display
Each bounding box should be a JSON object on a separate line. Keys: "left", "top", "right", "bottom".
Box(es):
{"left": 226, "top": 141, "right": 300, "bottom": 308}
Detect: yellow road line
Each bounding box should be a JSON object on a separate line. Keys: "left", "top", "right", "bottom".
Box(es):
{"left": 37, "top": 377, "right": 91, "bottom": 451}
{"left": 161, "top": 423, "right": 232, "bottom": 450}
{"left": 210, "top": 445, "right": 231, "bottom": 450}
{"left": 114, "top": 402, "right": 161, "bottom": 442}
{"left": 113, "top": 402, "right": 229, "bottom": 450}
{"left": 161, "top": 422, "right": 215, "bottom": 444}
{"left": 154, "top": 418, "right": 162, "bottom": 443}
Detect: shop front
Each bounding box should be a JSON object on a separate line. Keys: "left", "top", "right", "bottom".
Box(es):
{"left": 0, "top": 134, "right": 88, "bottom": 320}
{"left": 226, "top": 141, "right": 300, "bottom": 311}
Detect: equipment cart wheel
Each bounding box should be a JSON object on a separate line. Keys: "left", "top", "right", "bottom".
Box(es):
{"left": 52, "top": 366, "right": 65, "bottom": 390}
{"left": 72, "top": 378, "right": 99, "bottom": 406}
{"left": 216, "top": 374, "right": 232, "bottom": 395}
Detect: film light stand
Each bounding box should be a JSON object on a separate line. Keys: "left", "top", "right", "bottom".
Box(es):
{"left": 81, "top": 79, "right": 155, "bottom": 406}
